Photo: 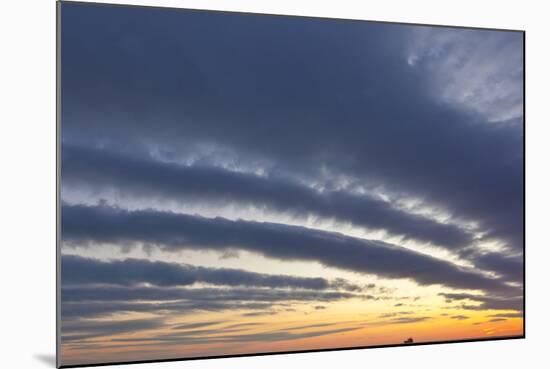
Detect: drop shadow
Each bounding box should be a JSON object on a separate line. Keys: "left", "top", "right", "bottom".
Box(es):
{"left": 34, "top": 353, "right": 56, "bottom": 367}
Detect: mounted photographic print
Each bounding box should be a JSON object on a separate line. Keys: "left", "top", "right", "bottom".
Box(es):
{"left": 57, "top": 1, "right": 525, "bottom": 367}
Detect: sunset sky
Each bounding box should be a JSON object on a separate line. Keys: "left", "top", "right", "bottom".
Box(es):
{"left": 59, "top": 2, "right": 524, "bottom": 366}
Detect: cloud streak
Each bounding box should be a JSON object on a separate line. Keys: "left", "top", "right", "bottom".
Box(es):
{"left": 440, "top": 292, "right": 523, "bottom": 312}
{"left": 62, "top": 254, "right": 362, "bottom": 291}
{"left": 62, "top": 204, "right": 515, "bottom": 294}
{"left": 62, "top": 318, "right": 165, "bottom": 343}
{"left": 61, "top": 285, "right": 362, "bottom": 319}
{"left": 62, "top": 145, "right": 473, "bottom": 249}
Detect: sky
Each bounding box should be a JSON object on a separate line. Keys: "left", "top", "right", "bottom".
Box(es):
{"left": 59, "top": 2, "right": 524, "bottom": 366}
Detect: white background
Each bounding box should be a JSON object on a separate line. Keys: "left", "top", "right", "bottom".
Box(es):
{"left": 1, "top": 0, "right": 547, "bottom": 368}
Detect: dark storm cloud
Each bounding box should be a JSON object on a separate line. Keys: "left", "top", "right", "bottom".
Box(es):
{"left": 62, "top": 145, "right": 472, "bottom": 249}
{"left": 61, "top": 204, "right": 515, "bottom": 294}
{"left": 62, "top": 254, "right": 361, "bottom": 291}
{"left": 61, "top": 3, "right": 523, "bottom": 255}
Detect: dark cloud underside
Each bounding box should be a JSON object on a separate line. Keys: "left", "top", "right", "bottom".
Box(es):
{"left": 61, "top": 254, "right": 362, "bottom": 291}
{"left": 62, "top": 204, "right": 515, "bottom": 295}
{"left": 61, "top": 3, "right": 523, "bottom": 253}
{"left": 62, "top": 144, "right": 473, "bottom": 249}
{"left": 61, "top": 285, "right": 362, "bottom": 319}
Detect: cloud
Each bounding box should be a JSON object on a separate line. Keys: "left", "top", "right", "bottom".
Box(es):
{"left": 59, "top": 3, "right": 524, "bottom": 357}
{"left": 222, "top": 322, "right": 264, "bottom": 329}
{"left": 61, "top": 3, "right": 523, "bottom": 256}
{"left": 62, "top": 317, "right": 165, "bottom": 343}
{"left": 378, "top": 311, "right": 413, "bottom": 318}
{"left": 64, "top": 321, "right": 364, "bottom": 348}
{"left": 466, "top": 252, "right": 523, "bottom": 284}
{"left": 62, "top": 204, "right": 515, "bottom": 295}
{"left": 386, "top": 317, "right": 431, "bottom": 325}
{"left": 241, "top": 311, "right": 278, "bottom": 317}
{"left": 61, "top": 300, "right": 273, "bottom": 319}
{"left": 488, "top": 312, "right": 523, "bottom": 318}
{"left": 62, "top": 144, "right": 472, "bottom": 249}
{"left": 283, "top": 322, "right": 339, "bottom": 331}
{"left": 171, "top": 321, "right": 224, "bottom": 330}
{"left": 62, "top": 254, "right": 361, "bottom": 291}
{"left": 110, "top": 326, "right": 364, "bottom": 346}
{"left": 61, "top": 285, "right": 360, "bottom": 319}
{"left": 62, "top": 285, "right": 359, "bottom": 304}
{"left": 450, "top": 315, "right": 469, "bottom": 320}
{"left": 63, "top": 318, "right": 268, "bottom": 345}
{"left": 407, "top": 27, "right": 523, "bottom": 123}
{"left": 439, "top": 292, "right": 523, "bottom": 312}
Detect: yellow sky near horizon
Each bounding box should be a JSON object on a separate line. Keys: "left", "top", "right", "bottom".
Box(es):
{"left": 60, "top": 231, "right": 523, "bottom": 366}
{"left": 61, "top": 301, "right": 523, "bottom": 366}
